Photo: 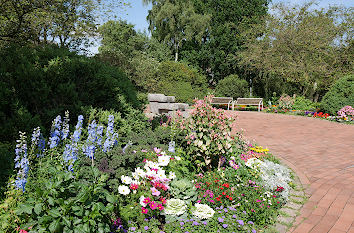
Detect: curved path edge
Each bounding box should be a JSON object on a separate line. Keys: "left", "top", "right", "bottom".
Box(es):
{"left": 227, "top": 111, "right": 354, "bottom": 233}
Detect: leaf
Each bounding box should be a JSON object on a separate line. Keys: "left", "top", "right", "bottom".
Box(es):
{"left": 105, "top": 192, "right": 117, "bottom": 204}
{"left": 48, "top": 196, "right": 55, "bottom": 206}
{"left": 34, "top": 203, "right": 43, "bottom": 215}
{"left": 76, "top": 186, "right": 90, "bottom": 203}
{"left": 18, "top": 203, "right": 33, "bottom": 215}
{"left": 48, "top": 208, "right": 61, "bottom": 218}
{"left": 49, "top": 218, "right": 61, "bottom": 233}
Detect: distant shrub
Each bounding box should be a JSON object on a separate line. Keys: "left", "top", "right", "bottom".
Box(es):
{"left": 321, "top": 75, "right": 354, "bottom": 115}
{"left": 215, "top": 75, "right": 248, "bottom": 99}
{"left": 155, "top": 61, "right": 208, "bottom": 103}
{"left": 292, "top": 96, "right": 318, "bottom": 111}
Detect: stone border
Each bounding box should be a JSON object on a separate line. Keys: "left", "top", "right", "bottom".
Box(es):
{"left": 263, "top": 160, "right": 310, "bottom": 233}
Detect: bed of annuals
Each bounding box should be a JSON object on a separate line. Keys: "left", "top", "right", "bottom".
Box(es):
{"left": 1, "top": 96, "right": 294, "bottom": 233}
{"left": 264, "top": 105, "right": 354, "bottom": 124}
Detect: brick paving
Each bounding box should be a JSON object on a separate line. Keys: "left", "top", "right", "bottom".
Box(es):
{"left": 227, "top": 111, "right": 354, "bottom": 233}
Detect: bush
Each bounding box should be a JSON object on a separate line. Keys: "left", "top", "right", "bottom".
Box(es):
{"left": 0, "top": 44, "right": 141, "bottom": 143}
{"left": 292, "top": 96, "right": 318, "bottom": 111}
{"left": 215, "top": 75, "right": 249, "bottom": 99}
{"left": 155, "top": 61, "right": 208, "bottom": 103}
{"left": 321, "top": 75, "right": 354, "bottom": 115}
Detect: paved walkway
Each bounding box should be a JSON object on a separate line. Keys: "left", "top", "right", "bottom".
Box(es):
{"left": 227, "top": 111, "right": 354, "bottom": 233}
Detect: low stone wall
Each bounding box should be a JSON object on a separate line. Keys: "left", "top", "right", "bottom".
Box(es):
{"left": 146, "top": 93, "right": 189, "bottom": 118}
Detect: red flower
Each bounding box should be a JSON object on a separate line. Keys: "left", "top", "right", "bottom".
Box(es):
{"left": 216, "top": 197, "right": 221, "bottom": 201}
{"left": 222, "top": 183, "right": 230, "bottom": 188}
{"left": 222, "top": 192, "right": 226, "bottom": 196}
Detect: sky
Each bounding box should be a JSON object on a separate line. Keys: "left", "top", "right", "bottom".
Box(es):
{"left": 89, "top": 0, "right": 353, "bottom": 54}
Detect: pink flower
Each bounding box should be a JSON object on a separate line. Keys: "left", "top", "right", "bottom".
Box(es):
{"left": 256, "top": 199, "right": 261, "bottom": 202}
{"left": 130, "top": 183, "right": 139, "bottom": 190}
{"left": 157, "top": 204, "right": 164, "bottom": 211}
{"left": 151, "top": 187, "right": 161, "bottom": 197}
{"left": 143, "top": 197, "right": 151, "bottom": 204}
{"left": 149, "top": 201, "right": 157, "bottom": 210}
{"left": 160, "top": 196, "right": 167, "bottom": 204}
{"left": 141, "top": 207, "right": 148, "bottom": 214}
{"left": 153, "top": 147, "right": 161, "bottom": 154}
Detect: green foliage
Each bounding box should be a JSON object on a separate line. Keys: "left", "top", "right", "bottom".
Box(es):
{"left": 215, "top": 75, "right": 249, "bottom": 99}
{"left": 17, "top": 162, "right": 116, "bottom": 233}
{"left": 321, "top": 75, "right": 354, "bottom": 115}
{"left": 0, "top": 44, "right": 140, "bottom": 143}
{"left": 292, "top": 96, "right": 318, "bottom": 111}
{"left": 239, "top": 3, "right": 353, "bottom": 100}
{"left": 0, "top": 0, "right": 128, "bottom": 48}
{"left": 173, "top": 96, "right": 234, "bottom": 171}
{"left": 0, "top": 143, "right": 13, "bottom": 199}
{"left": 156, "top": 61, "right": 208, "bottom": 103}
{"left": 170, "top": 178, "right": 197, "bottom": 202}
{"left": 145, "top": 0, "right": 211, "bottom": 62}
{"left": 179, "top": 0, "right": 270, "bottom": 83}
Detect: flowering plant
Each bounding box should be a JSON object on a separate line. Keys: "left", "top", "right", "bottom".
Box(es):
{"left": 278, "top": 94, "right": 295, "bottom": 110}
{"left": 337, "top": 105, "right": 354, "bottom": 121}
{"left": 174, "top": 96, "right": 234, "bottom": 170}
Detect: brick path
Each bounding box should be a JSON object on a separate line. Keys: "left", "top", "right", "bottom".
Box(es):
{"left": 227, "top": 111, "right": 354, "bottom": 233}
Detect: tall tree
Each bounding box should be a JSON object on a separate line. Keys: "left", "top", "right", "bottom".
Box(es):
{"left": 238, "top": 3, "right": 353, "bottom": 101}
{"left": 179, "top": 0, "right": 270, "bottom": 84}
{"left": 144, "top": 0, "right": 210, "bottom": 62}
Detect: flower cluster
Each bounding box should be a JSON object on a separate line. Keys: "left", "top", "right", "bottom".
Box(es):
{"left": 14, "top": 132, "right": 29, "bottom": 192}
{"left": 240, "top": 144, "right": 270, "bottom": 162}
{"left": 49, "top": 115, "right": 62, "bottom": 149}
{"left": 103, "top": 115, "right": 118, "bottom": 152}
{"left": 337, "top": 105, "right": 354, "bottom": 120}
{"left": 313, "top": 112, "right": 330, "bottom": 118}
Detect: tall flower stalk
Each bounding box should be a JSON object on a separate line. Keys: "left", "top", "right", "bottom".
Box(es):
{"left": 14, "top": 132, "right": 29, "bottom": 192}
{"left": 49, "top": 115, "right": 62, "bottom": 149}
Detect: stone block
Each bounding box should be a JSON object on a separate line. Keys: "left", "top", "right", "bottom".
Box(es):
{"left": 166, "top": 96, "right": 176, "bottom": 103}
{"left": 149, "top": 102, "right": 160, "bottom": 114}
{"left": 175, "top": 103, "right": 189, "bottom": 110}
{"left": 148, "top": 93, "right": 167, "bottom": 102}
{"left": 157, "top": 103, "right": 179, "bottom": 112}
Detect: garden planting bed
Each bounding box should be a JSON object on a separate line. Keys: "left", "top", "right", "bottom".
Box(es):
{"left": 2, "top": 96, "right": 297, "bottom": 233}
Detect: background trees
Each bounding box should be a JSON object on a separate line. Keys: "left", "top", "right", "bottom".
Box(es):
{"left": 238, "top": 3, "right": 353, "bottom": 101}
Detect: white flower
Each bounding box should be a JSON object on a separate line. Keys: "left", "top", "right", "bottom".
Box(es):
{"left": 192, "top": 204, "right": 215, "bottom": 219}
{"left": 164, "top": 199, "right": 187, "bottom": 215}
{"left": 174, "top": 156, "right": 181, "bottom": 161}
{"left": 135, "top": 167, "right": 146, "bottom": 177}
{"left": 140, "top": 195, "right": 147, "bottom": 207}
{"left": 169, "top": 171, "right": 176, "bottom": 180}
{"left": 121, "top": 175, "right": 132, "bottom": 185}
{"left": 156, "top": 169, "right": 167, "bottom": 180}
{"left": 118, "top": 185, "right": 130, "bottom": 195}
{"left": 132, "top": 172, "right": 139, "bottom": 180}
{"left": 245, "top": 158, "right": 263, "bottom": 169}
{"left": 158, "top": 155, "right": 171, "bottom": 166}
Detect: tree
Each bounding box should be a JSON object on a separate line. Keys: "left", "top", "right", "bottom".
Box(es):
{"left": 0, "top": 0, "right": 128, "bottom": 49}
{"left": 98, "top": 20, "right": 172, "bottom": 92}
{"left": 179, "top": 0, "right": 270, "bottom": 84}
{"left": 238, "top": 2, "right": 353, "bottom": 101}
{"left": 144, "top": 0, "right": 210, "bottom": 62}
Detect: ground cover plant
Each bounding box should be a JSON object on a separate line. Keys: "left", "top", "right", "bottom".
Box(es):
{"left": 1, "top": 96, "right": 294, "bottom": 233}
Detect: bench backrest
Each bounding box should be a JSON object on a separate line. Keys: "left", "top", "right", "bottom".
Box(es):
{"left": 211, "top": 97, "right": 233, "bottom": 104}
{"left": 236, "top": 98, "right": 263, "bottom": 105}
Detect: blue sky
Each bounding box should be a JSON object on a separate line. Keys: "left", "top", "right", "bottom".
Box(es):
{"left": 89, "top": 0, "right": 352, "bottom": 54}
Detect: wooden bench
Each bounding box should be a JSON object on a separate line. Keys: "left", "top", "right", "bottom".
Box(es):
{"left": 233, "top": 98, "right": 263, "bottom": 112}
{"left": 210, "top": 97, "right": 233, "bottom": 110}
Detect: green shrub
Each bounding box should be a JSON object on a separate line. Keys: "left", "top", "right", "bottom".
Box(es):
{"left": 321, "top": 75, "right": 354, "bottom": 115}
{"left": 155, "top": 61, "right": 208, "bottom": 103}
{"left": 215, "top": 74, "right": 249, "bottom": 99}
{"left": 292, "top": 96, "right": 318, "bottom": 111}
{"left": 0, "top": 44, "right": 141, "bottom": 143}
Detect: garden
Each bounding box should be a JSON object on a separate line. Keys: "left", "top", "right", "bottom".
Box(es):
{"left": 1, "top": 96, "right": 295, "bottom": 233}
{"left": 0, "top": 0, "right": 353, "bottom": 232}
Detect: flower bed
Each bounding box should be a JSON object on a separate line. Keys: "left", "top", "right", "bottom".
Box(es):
{"left": 0, "top": 96, "right": 294, "bottom": 233}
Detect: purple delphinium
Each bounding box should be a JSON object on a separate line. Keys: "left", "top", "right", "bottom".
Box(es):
{"left": 103, "top": 115, "right": 118, "bottom": 152}
{"left": 49, "top": 115, "right": 62, "bottom": 148}
{"left": 37, "top": 135, "right": 45, "bottom": 157}
{"left": 14, "top": 132, "right": 29, "bottom": 192}
{"left": 31, "top": 127, "right": 41, "bottom": 147}
{"left": 72, "top": 115, "right": 84, "bottom": 143}
{"left": 83, "top": 120, "right": 97, "bottom": 160}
